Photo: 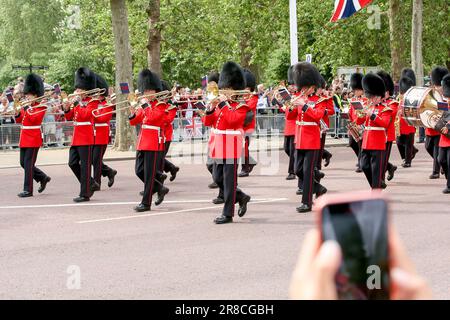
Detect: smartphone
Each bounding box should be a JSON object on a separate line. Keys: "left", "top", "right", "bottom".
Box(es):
{"left": 5, "top": 92, "right": 14, "bottom": 103}
{"left": 316, "top": 191, "right": 390, "bottom": 300}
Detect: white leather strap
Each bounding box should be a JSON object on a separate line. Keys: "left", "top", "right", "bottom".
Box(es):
{"left": 212, "top": 128, "right": 242, "bottom": 135}
{"left": 142, "top": 125, "right": 160, "bottom": 132}
{"left": 21, "top": 126, "right": 41, "bottom": 130}
{"left": 74, "top": 122, "right": 92, "bottom": 126}
{"left": 296, "top": 121, "right": 318, "bottom": 126}
{"left": 365, "top": 126, "right": 385, "bottom": 131}
{"left": 94, "top": 123, "right": 109, "bottom": 127}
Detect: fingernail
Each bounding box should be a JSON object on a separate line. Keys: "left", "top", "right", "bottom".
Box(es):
{"left": 321, "top": 240, "right": 341, "bottom": 256}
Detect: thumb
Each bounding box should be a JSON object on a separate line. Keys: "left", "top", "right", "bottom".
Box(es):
{"left": 313, "top": 241, "right": 342, "bottom": 300}
{"left": 391, "top": 268, "right": 432, "bottom": 300}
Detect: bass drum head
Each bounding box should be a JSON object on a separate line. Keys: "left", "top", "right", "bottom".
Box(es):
{"left": 403, "top": 87, "right": 431, "bottom": 126}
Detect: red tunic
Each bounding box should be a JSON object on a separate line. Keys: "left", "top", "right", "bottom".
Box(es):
{"left": 164, "top": 107, "right": 177, "bottom": 142}
{"left": 93, "top": 100, "right": 113, "bottom": 146}
{"left": 286, "top": 94, "right": 327, "bottom": 150}
{"left": 243, "top": 94, "right": 258, "bottom": 134}
{"left": 385, "top": 99, "right": 399, "bottom": 142}
{"left": 348, "top": 97, "right": 368, "bottom": 123}
{"left": 439, "top": 102, "right": 450, "bottom": 148}
{"left": 202, "top": 102, "right": 249, "bottom": 159}
{"left": 321, "top": 96, "right": 335, "bottom": 128}
{"left": 15, "top": 102, "right": 46, "bottom": 148}
{"left": 129, "top": 100, "right": 168, "bottom": 151}
{"left": 356, "top": 104, "right": 393, "bottom": 150}
{"left": 426, "top": 128, "right": 441, "bottom": 137}
{"left": 64, "top": 97, "right": 98, "bottom": 146}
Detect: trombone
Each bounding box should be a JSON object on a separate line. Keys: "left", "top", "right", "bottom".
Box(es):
{"left": 68, "top": 88, "right": 106, "bottom": 99}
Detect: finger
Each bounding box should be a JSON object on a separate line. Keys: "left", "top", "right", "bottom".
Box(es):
{"left": 388, "top": 226, "right": 416, "bottom": 274}
{"left": 295, "top": 229, "right": 322, "bottom": 274}
{"left": 312, "top": 241, "right": 341, "bottom": 300}
{"left": 391, "top": 268, "right": 432, "bottom": 300}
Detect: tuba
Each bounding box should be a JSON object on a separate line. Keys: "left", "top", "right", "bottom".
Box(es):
{"left": 403, "top": 87, "right": 449, "bottom": 138}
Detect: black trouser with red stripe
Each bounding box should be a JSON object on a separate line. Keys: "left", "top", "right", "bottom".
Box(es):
{"left": 163, "top": 141, "right": 177, "bottom": 173}
{"left": 396, "top": 134, "right": 416, "bottom": 164}
{"left": 349, "top": 135, "right": 361, "bottom": 166}
{"left": 213, "top": 159, "right": 248, "bottom": 217}
{"left": 92, "top": 144, "right": 114, "bottom": 187}
{"left": 295, "top": 149, "right": 323, "bottom": 207}
{"left": 383, "top": 141, "right": 395, "bottom": 180}
{"left": 69, "top": 145, "right": 93, "bottom": 198}
{"left": 140, "top": 150, "right": 163, "bottom": 206}
{"left": 438, "top": 147, "right": 450, "bottom": 189}
{"left": 20, "top": 147, "right": 47, "bottom": 194}
{"left": 241, "top": 135, "right": 256, "bottom": 172}
{"left": 284, "top": 135, "right": 295, "bottom": 175}
{"left": 425, "top": 135, "right": 441, "bottom": 175}
{"left": 317, "top": 133, "right": 331, "bottom": 170}
{"left": 360, "top": 149, "right": 385, "bottom": 189}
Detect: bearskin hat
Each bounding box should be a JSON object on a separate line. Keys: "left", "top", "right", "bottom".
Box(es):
{"left": 207, "top": 72, "right": 220, "bottom": 84}
{"left": 362, "top": 73, "right": 386, "bottom": 98}
{"left": 161, "top": 80, "right": 170, "bottom": 92}
{"left": 292, "top": 62, "right": 321, "bottom": 89}
{"left": 442, "top": 74, "right": 450, "bottom": 98}
{"left": 287, "top": 65, "right": 294, "bottom": 85}
{"left": 431, "top": 66, "right": 449, "bottom": 87}
{"left": 319, "top": 75, "right": 327, "bottom": 89}
{"left": 138, "top": 69, "right": 162, "bottom": 93}
{"left": 401, "top": 68, "right": 416, "bottom": 86}
{"left": 350, "top": 73, "right": 364, "bottom": 91}
{"left": 376, "top": 70, "right": 394, "bottom": 96}
{"left": 399, "top": 77, "right": 415, "bottom": 95}
{"left": 75, "top": 67, "right": 97, "bottom": 91}
{"left": 23, "top": 73, "right": 44, "bottom": 97}
{"left": 244, "top": 69, "right": 256, "bottom": 92}
{"left": 95, "top": 73, "right": 109, "bottom": 97}
{"left": 218, "top": 61, "right": 246, "bottom": 90}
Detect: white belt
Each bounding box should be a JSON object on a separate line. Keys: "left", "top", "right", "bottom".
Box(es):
{"left": 365, "top": 126, "right": 385, "bottom": 131}
{"left": 212, "top": 128, "right": 242, "bottom": 135}
{"left": 142, "top": 125, "right": 161, "bottom": 132}
{"left": 74, "top": 122, "right": 92, "bottom": 126}
{"left": 22, "top": 126, "right": 41, "bottom": 130}
{"left": 94, "top": 123, "right": 109, "bottom": 127}
{"left": 296, "top": 121, "right": 318, "bottom": 126}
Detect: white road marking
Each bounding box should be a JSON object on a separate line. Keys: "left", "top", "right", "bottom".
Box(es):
{"left": 0, "top": 198, "right": 286, "bottom": 210}
{"left": 76, "top": 199, "right": 288, "bottom": 224}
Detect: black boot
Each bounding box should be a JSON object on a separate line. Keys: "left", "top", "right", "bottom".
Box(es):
{"left": 38, "top": 176, "right": 51, "bottom": 193}
{"left": 296, "top": 204, "right": 312, "bottom": 213}
{"left": 387, "top": 165, "right": 397, "bottom": 181}
{"left": 107, "top": 170, "right": 117, "bottom": 188}
{"left": 169, "top": 166, "right": 179, "bottom": 182}
{"left": 134, "top": 203, "right": 151, "bottom": 212}
{"left": 315, "top": 185, "right": 328, "bottom": 199}
{"left": 18, "top": 191, "right": 33, "bottom": 198}
{"left": 286, "top": 173, "right": 296, "bottom": 180}
{"left": 214, "top": 215, "right": 233, "bottom": 224}
{"left": 208, "top": 182, "right": 219, "bottom": 189}
{"left": 155, "top": 187, "right": 169, "bottom": 206}
{"left": 323, "top": 153, "right": 332, "bottom": 167}
{"left": 212, "top": 197, "right": 224, "bottom": 204}
{"left": 238, "top": 195, "right": 251, "bottom": 217}
{"left": 73, "top": 196, "right": 90, "bottom": 203}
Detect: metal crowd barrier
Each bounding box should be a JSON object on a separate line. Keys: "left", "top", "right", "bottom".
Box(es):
{"left": 0, "top": 110, "right": 348, "bottom": 150}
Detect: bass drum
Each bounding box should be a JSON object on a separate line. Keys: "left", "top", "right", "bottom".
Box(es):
{"left": 403, "top": 87, "right": 448, "bottom": 133}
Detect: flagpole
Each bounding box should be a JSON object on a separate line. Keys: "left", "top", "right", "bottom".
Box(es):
{"left": 289, "top": 0, "right": 299, "bottom": 65}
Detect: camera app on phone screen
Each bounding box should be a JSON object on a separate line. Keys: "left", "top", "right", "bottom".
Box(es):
{"left": 321, "top": 199, "right": 389, "bottom": 300}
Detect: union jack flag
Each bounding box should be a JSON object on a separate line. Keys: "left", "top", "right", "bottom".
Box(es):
{"left": 330, "top": 0, "right": 373, "bottom": 22}
{"left": 184, "top": 116, "right": 203, "bottom": 139}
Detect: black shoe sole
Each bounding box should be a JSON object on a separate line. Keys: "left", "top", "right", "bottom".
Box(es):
{"left": 108, "top": 171, "right": 117, "bottom": 188}
{"left": 155, "top": 188, "right": 169, "bottom": 206}
{"left": 238, "top": 196, "right": 251, "bottom": 217}
{"left": 38, "top": 177, "right": 51, "bottom": 193}
{"left": 169, "top": 167, "right": 179, "bottom": 182}
{"left": 214, "top": 218, "right": 233, "bottom": 224}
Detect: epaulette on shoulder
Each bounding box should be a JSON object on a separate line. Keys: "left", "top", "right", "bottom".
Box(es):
{"left": 236, "top": 103, "right": 249, "bottom": 110}
{"left": 381, "top": 105, "right": 393, "bottom": 113}
{"left": 155, "top": 101, "right": 167, "bottom": 108}
{"left": 389, "top": 100, "right": 399, "bottom": 106}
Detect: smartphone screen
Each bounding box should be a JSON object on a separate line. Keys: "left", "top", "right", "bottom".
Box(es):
{"left": 321, "top": 199, "right": 389, "bottom": 300}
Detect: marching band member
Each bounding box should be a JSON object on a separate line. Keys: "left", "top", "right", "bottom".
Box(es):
{"left": 357, "top": 73, "right": 393, "bottom": 189}
{"left": 438, "top": 74, "right": 450, "bottom": 194}
{"left": 281, "top": 65, "right": 297, "bottom": 180}
{"left": 287, "top": 62, "right": 327, "bottom": 213}
{"left": 15, "top": 74, "right": 51, "bottom": 197}
{"left": 348, "top": 73, "right": 366, "bottom": 173}
{"left": 377, "top": 71, "right": 397, "bottom": 185}
{"left": 130, "top": 69, "right": 170, "bottom": 212}
{"left": 316, "top": 76, "right": 334, "bottom": 171}
{"left": 396, "top": 72, "right": 418, "bottom": 168}
{"left": 426, "top": 66, "right": 448, "bottom": 179}
{"left": 91, "top": 74, "right": 117, "bottom": 190}
{"left": 205, "top": 72, "right": 221, "bottom": 189}
{"left": 201, "top": 61, "right": 251, "bottom": 224}
{"left": 63, "top": 67, "right": 99, "bottom": 202}
{"left": 238, "top": 69, "right": 258, "bottom": 177}
{"left": 160, "top": 80, "right": 180, "bottom": 182}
